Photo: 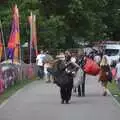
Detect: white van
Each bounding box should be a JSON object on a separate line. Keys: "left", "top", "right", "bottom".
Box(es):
{"left": 104, "top": 44, "right": 120, "bottom": 64}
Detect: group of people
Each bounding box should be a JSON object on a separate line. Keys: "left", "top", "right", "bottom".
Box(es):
{"left": 36, "top": 50, "right": 86, "bottom": 104}
{"left": 92, "top": 51, "right": 120, "bottom": 96}
{"left": 36, "top": 50, "right": 53, "bottom": 83}
{"left": 36, "top": 49, "right": 120, "bottom": 104}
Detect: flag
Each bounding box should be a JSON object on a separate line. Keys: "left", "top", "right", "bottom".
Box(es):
{"left": 0, "top": 32, "right": 3, "bottom": 61}
{"left": 32, "top": 15, "right": 38, "bottom": 56}
{"left": 28, "top": 13, "right": 38, "bottom": 57}
{"left": 7, "top": 4, "right": 20, "bottom": 62}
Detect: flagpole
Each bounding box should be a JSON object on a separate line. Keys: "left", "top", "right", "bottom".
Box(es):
{"left": 14, "top": 4, "right": 21, "bottom": 63}
{"left": 30, "top": 12, "right": 33, "bottom": 64}
{"left": 16, "top": 4, "right": 22, "bottom": 80}
{"left": 0, "top": 20, "right": 7, "bottom": 61}
{"left": 34, "top": 15, "right": 38, "bottom": 56}
{"left": 17, "top": 5, "right": 22, "bottom": 64}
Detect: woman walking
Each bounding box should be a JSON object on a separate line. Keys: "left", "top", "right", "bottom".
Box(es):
{"left": 99, "top": 56, "right": 111, "bottom": 96}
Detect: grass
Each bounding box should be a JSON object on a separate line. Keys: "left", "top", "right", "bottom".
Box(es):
{"left": 108, "top": 80, "right": 120, "bottom": 103}
{"left": 0, "top": 79, "right": 33, "bottom": 105}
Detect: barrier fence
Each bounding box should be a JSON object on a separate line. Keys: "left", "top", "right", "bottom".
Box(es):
{"left": 0, "top": 63, "right": 37, "bottom": 94}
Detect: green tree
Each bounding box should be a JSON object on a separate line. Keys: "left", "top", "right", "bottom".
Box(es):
{"left": 1, "top": 0, "right": 120, "bottom": 49}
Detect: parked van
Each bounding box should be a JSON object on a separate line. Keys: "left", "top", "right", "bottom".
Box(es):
{"left": 104, "top": 44, "right": 120, "bottom": 65}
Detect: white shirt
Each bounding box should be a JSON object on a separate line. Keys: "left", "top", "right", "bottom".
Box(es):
{"left": 36, "top": 54, "right": 45, "bottom": 66}
{"left": 116, "top": 62, "right": 120, "bottom": 79}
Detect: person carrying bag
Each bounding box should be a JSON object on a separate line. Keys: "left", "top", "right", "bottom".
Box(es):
{"left": 99, "top": 55, "right": 112, "bottom": 96}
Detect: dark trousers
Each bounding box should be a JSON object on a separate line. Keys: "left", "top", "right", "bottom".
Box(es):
{"left": 78, "top": 72, "right": 86, "bottom": 96}
{"left": 60, "top": 86, "right": 73, "bottom": 101}
{"left": 38, "top": 66, "right": 44, "bottom": 79}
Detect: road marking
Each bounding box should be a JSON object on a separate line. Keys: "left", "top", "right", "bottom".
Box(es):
{"left": 107, "top": 89, "right": 120, "bottom": 108}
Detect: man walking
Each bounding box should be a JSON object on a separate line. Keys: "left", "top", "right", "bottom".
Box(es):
{"left": 36, "top": 50, "right": 45, "bottom": 79}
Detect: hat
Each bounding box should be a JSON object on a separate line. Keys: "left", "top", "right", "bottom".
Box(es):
{"left": 56, "top": 54, "right": 65, "bottom": 60}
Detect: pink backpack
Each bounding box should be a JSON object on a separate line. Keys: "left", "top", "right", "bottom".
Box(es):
{"left": 111, "top": 68, "right": 117, "bottom": 79}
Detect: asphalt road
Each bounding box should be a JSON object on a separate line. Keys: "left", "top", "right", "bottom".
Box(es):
{"left": 0, "top": 75, "right": 120, "bottom": 120}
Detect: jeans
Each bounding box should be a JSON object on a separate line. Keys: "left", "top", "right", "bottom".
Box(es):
{"left": 38, "top": 66, "right": 44, "bottom": 79}
{"left": 78, "top": 72, "right": 86, "bottom": 96}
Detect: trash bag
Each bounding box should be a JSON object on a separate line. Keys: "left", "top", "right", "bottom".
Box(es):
{"left": 83, "top": 58, "right": 100, "bottom": 75}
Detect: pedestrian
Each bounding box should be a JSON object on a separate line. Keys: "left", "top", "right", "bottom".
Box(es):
{"left": 36, "top": 50, "right": 45, "bottom": 79}
{"left": 99, "top": 55, "right": 111, "bottom": 96}
{"left": 44, "top": 51, "right": 54, "bottom": 83}
{"left": 65, "top": 50, "right": 71, "bottom": 62}
{"left": 115, "top": 58, "right": 120, "bottom": 86}
{"left": 54, "top": 53, "right": 74, "bottom": 104}
{"left": 104, "top": 54, "right": 111, "bottom": 65}
{"left": 76, "top": 53, "right": 86, "bottom": 97}
{"left": 94, "top": 53, "right": 101, "bottom": 65}
{"left": 44, "top": 61, "right": 52, "bottom": 83}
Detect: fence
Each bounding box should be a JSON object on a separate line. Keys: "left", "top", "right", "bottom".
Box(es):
{"left": 0, "top": 63, "right": 37, "bottom": 94}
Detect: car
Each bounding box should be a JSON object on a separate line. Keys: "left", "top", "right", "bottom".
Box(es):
{"left": 104, "top": 44, "right": 120, "bottom": 65}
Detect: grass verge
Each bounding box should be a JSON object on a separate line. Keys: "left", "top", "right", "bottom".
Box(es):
{"left": 108, "top": 81, "right": 120, "bottom": 103}
{"left": 0, "top": 80, "right": 33, "bottom": 105}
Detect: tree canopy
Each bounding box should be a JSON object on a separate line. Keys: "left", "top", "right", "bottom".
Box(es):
{"left": 0, "top": 0, "right": 120, "bottom": 49}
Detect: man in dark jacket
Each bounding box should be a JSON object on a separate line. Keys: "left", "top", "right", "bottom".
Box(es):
{"left": 55, "top": 59, "right": 74, "bottom": 104}
{"left": 48, "top": 53, "right": 74, "bottom": 104}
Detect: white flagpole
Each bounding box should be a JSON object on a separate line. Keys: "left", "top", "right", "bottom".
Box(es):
{"left": 0, "top": 20, "right": 7, "bottom": 61}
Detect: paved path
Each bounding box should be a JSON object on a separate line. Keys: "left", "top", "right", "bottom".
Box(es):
{"left": 0, "top": 75, "right": 120, "bottom": 120}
